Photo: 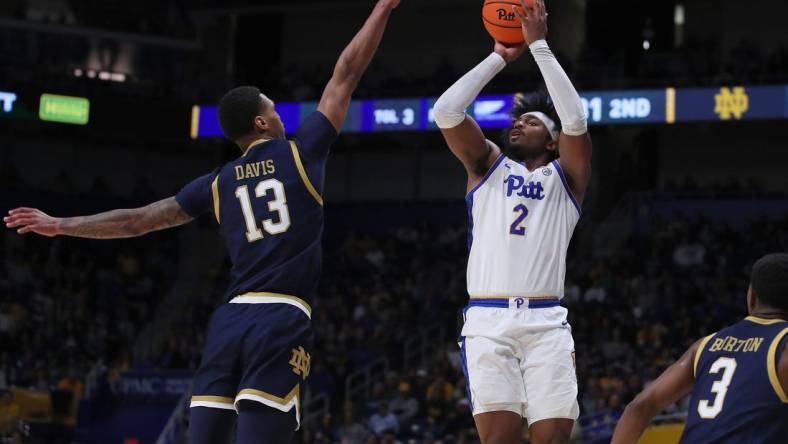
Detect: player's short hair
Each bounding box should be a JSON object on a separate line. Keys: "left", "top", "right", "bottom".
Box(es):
{"left": 218, "top": 86, "right": 264, "bottom": 140}
{"left": 750, "top": 253, "right": 788, "bottom": 312}
{"left": 502, "top": 89, "right": 562, "bottom": 158}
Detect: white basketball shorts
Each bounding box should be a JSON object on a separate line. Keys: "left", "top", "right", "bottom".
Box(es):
{"left": 458, "top": 297, "right": 579, "bottom": 424}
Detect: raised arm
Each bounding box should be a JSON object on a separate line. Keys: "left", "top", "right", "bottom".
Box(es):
{"left": 516, "top": 0, "right": 592, "bottom": 203}
{"left": 317, "top": 0, "right": 400, "bottom": 132}
{"left": 433, "top": 43, "right": 525, "bottom": 186}
{"left": 610, "top": 340, "right": 700, "bottom": 444}
{"left": 4, "top": 196, "right": 193, "bottom": 239}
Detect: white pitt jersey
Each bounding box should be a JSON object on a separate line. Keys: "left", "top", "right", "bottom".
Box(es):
{"left": 466, "top": 154, "right": 581, "bottom": 299}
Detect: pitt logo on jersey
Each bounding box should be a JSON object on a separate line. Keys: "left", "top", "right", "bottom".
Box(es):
{"left": 504, "top": 174, "right": 546, "bottom": 200}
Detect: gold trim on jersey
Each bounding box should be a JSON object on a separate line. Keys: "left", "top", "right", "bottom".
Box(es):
{"left": 693, "top": 334, "right": 716, "bottom": 377}
{"left": 289, "top": 141, "right": 323, "bottom": 206}
{"left": 234, "top": 292, "right": 312, "bottom": 317}
{"left": 745, "top": 316, "right": 786, "bottom": 325}
{"left": 236, "top": 385, "right": 299, "bottom": 407}
{"left": 211, "top": 175, "right": 221, "bottom": 223}
{"left": 243, "top": 138, "right": 272, "bottom": 157}
{"left": 191, "top": 395, "right": 234, "bottom": 405}
{"left": 767, "top": 327, "right": 788, "bottom": 403}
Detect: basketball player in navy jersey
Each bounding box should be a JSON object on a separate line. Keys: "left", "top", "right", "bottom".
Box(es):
{"left": 611, "top": 253, "right": 788, "bottom": 444}
{"left": 4, "top": 1, "right": 400, "bottom": 442}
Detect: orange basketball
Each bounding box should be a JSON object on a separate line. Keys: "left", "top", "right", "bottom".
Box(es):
{"left": 482, "top": 0, "right": 533, "bottom": 45}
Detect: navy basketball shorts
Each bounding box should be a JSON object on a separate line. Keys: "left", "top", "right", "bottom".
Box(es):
{"left": 189, "top": 294, "right": 313, "bottom": 429}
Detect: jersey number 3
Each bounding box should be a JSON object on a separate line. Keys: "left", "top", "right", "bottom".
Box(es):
{"left": 697, "top": 357, "right": 737, "bottom": 419}
{"left": 235, "top": 179, "right": 291, "bottom": 242}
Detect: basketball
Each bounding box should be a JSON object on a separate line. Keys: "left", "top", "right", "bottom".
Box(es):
{"left": 482, "top": 0, "right": 534, "bottom": 45}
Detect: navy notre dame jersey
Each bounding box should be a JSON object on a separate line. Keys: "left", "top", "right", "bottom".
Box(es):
{"left": 176, "top": 111, "right": 337, "bottom": 304}
{"left": 681, "top": 316, "right": 788, "bottom": 444}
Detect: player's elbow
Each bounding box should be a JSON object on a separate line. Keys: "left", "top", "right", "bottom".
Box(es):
{"left": 433, "top": 95, "right": 465, "bottom": 129}
{"left": 562, "top": 116, "right": 588, "bottom": 136}
{"left": 623, "top": 392, "right": 660, "bottom": 419}
{"left": 333, "top": 51, "right": 362, "bottom": 84}
{"left": 124, "top": 211, "right": 149, "bottom": 237}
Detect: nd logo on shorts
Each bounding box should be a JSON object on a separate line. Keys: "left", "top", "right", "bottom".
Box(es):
{"left": 289, "top": 346, "right": 311, "bottom": 379}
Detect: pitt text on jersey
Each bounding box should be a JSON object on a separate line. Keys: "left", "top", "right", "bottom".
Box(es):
{"left": 504, "top": 174, "right": 546, "bottom": 200}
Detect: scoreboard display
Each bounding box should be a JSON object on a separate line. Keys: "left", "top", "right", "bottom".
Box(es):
{"left": 190, "top": 85, "right": 788, "bottom": 138}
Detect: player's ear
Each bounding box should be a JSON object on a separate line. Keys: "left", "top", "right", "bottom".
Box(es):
{"left": 746, "top": 285, "right": 756, "bottom": 313}
{"left": 253, "top": 115, "right": 269, "bottom": 133}
{"left": 546, "top": 139, "right": 558, "bottom": 153}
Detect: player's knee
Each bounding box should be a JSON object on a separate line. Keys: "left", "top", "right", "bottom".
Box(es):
{"left": 479, "top": 428, "right": 520, "bottom": 444}
{"left": 530, "top": 427, "right": 571, "bottom": 444}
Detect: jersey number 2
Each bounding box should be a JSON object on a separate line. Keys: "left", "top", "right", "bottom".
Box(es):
{"left": 510, "top": 204, "right": 529, "bottom": 236}
{"left": 235, "top": 179, "right": 291, "bottom": 242}
{"left": 697, "top": 357, "right": 737, "bottom": 419}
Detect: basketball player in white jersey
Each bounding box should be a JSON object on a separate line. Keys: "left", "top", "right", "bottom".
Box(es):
{"left": 432, "top": 1, "right": 591, "bottom": 443}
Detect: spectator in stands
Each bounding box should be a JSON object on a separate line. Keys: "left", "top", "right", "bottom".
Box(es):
{"left": 368, "top": 402, "right": 399, "bottom": 436}
{"left": 337, "top": 402, "right": 369, "bottom": 443}
{"left": 388, "top": 382, "right": 419, "bottom": 425}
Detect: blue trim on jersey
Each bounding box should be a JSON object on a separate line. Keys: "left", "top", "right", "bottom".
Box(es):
{"left": 529, "top": 299, "right": 561, "bottom": 308}
{"left": 464, "top": 153, "right": 506, "bottom": 250}
{"left": 466, "top": 194, "right": 474, "bottom": 250}
{"left": 466, "top": 153, "right": 506, "bottom": 198}
{"left": 468, "top": 299, "right": 509, "bottom": 308}
{"left": 467, "top": 298, "right": 560, "bottom": 309}
{"left": 459, "top": 337, "right": 474, "bottom": 411}
{"left": 551, "top": 160, "right": 581, "bottom": 215}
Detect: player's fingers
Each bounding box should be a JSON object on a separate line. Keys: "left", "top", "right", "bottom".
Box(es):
{"left": 17, "top": 226, "right": 33, "bottom": 234}
{"left": 513, "top": 5, "right": 528, "bottom": 22}
{"left": 4, "top": 215, "right": 24, "bottom": 226}
{"left": 519, "top": 0, "right": 535, "bottom": 17}
{"left": 14, "top": 216, "right": 38, "bottom": 225}
{"left": 5, "top": 218, "right": 30, "bottom": 228}
{"left": 9, "top": 207, "right": 35, "bottom": 215}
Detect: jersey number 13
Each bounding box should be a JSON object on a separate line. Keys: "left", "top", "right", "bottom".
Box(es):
{"left": 235, "top": 179, "right": 291, "bottom": 242}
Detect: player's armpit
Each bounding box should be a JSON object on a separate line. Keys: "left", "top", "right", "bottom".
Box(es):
{"left": 439, "top": 117, "right": 501, "bottom": 189}
{"left": 611, "top": 340, "right": 699, "bottom": 444}
{"left": 557, "top": 132, "right": 592, "bottom": 205}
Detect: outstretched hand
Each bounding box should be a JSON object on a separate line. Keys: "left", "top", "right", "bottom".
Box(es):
{"left": 4, "top": 207, "right": 61, "bottom": 236}
{"left": 515, "top": 0, "right": 548, "bottom": 46}
{"left": 494, "top": 40, "right": 527, "bottom": 64}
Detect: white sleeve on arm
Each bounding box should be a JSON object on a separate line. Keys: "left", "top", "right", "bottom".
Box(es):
{"left": 529, "top": 39, "right": 588, "bottom": 136}
{"left": 433, "top": 53, "right": 507, "bottom": 129}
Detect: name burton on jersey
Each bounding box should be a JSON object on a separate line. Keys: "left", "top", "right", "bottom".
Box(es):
{"left": 708, "top": 335, "right": 764, "bottom": 353}
{"left": 235, "top": 160, "right": 276, "bottom": 181}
